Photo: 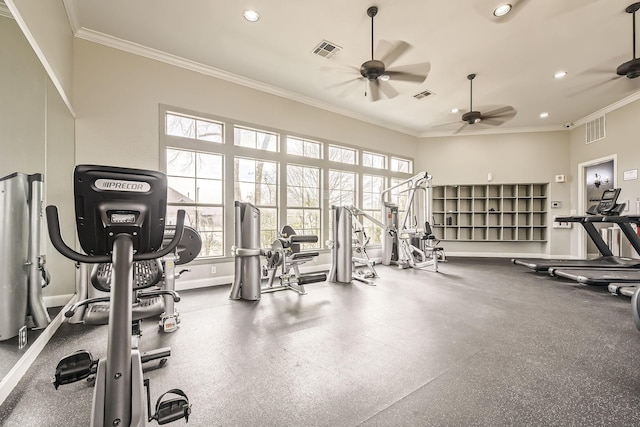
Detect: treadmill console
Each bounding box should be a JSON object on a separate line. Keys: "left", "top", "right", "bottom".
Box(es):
{"left": 586, "top": 188, "right": 624, "bottom": 215}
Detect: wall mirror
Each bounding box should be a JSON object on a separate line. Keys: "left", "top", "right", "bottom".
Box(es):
{"left": 0, "top": 5, "right": 75, "bottom": 391}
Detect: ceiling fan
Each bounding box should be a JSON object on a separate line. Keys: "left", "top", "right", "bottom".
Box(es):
{"left": 327, "top": 6, "right": 430, "bottom": 102}
{"left": 617, "top": 2, "right": 640, "bottom": 79}
{"left": 433, "top": 74, "right": 516, "bottom": 133}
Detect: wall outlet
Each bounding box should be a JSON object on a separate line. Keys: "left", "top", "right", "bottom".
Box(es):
{"left": 210, "top": 266, "right": 217, "bottom": 275}
{"left": 555, "top": 174, "right": 565, "bottom": 183}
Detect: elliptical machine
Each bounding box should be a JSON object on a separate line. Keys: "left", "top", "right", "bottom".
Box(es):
{"left": 46, "top": 165, "right": 191, "bottom": 426}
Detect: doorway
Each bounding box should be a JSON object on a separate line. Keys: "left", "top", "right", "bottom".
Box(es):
{"left": 577, "top": 155, "right": 616, "bottom": 259}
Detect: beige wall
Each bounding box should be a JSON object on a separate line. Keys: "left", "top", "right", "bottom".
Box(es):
{"left": 73, "top": 39, "right": 417, "bottom": 168}
{"left": 416, "top": 131, "right": 572, "bottom": 257}
{"left": 568, "top": 98, "right": 640, "bottom": 257}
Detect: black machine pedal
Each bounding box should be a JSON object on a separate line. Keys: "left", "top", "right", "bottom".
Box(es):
{"left": 52, "top": 350, "right": 97, "bottom": 389}
{"left": 146, "top": 381, "right": 191, "bottom": 424}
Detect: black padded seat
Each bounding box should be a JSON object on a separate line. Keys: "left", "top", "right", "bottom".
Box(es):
{"left": 83, "top": 296, "right": 165, "bottom": 326}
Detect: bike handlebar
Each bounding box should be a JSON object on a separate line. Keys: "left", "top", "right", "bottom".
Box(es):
{"left": 46, "top": 206, "right": 185, "bottom": 264}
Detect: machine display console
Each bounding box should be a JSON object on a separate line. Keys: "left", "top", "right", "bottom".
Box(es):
{"left": 587, "top": 188, "right": 623, "bottom": 215}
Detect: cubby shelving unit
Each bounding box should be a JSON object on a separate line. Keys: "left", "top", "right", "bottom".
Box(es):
{"left": 431, "top": 183, "right": 548, "bottom": 242}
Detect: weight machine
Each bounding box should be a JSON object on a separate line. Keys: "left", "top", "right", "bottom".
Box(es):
{"left": 230, "top": 201, "right": 327, "bottom": 301}
{"left": 327, "top": 205, "right": 380, "bottom": 285}
{"left": 380, "top": 171, "right": 445, "bottom": 271}
{"left": 0, "top": 172, "right": 50, "bottom": 345}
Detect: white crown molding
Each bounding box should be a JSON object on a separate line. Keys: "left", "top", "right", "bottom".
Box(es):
{"left": 62, "top": 0, "right": 80, "bottom": 34}
{"left": 574, "top": 89, "right": 640, "bottom": 127}
{"left": 74, "top": 27, "right": 420, "bottom": 137}
{"left": 418, "top": 124, "right": 565, "bottom": 139}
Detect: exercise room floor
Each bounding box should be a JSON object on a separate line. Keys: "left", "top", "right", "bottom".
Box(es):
{"left": 2, "top": 257, "right": 640, "bottom": 426}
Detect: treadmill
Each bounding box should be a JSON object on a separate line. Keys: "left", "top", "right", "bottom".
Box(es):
{"left": 550, "top": 214, "right": 640, "bottom": 286}
{"left": 512, "top": 188, "right": 640, "bottom": 272}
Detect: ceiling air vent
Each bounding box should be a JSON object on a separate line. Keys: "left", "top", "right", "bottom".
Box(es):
{"left": 413, "top": 90, "right": 434, "bottom": 100}
{"left": 585, "top": 115, "right": 606, "bottom": 144}
{"left": 312, "top": 40, "right": 342, "bottom": 59}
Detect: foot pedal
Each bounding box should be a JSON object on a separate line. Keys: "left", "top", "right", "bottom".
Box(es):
{"left": 152, "top": 388, "right": 191, "bottom": 424}
{"left": 52, "top": 350, "right": 96, "bottom": 389}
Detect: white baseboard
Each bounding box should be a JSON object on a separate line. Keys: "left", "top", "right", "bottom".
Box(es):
{"left": 44, "top": 293, "right": 75, "bottom": 308}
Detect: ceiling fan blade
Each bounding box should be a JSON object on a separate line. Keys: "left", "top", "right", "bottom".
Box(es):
{"left": 480, "top": 118, "right": 506, "bottom": 126}
{"left": 386, "top": 63, "right": 430, "bottom": 83}
{"left": 332, "top": 78, "right": 364, "bottom": 98}
{"left": 325, "top": 78, "right": 360, "bottom": 91}
{"left": 482, "top": 106, "right": 516, "bottom": 118}
{"left": 377, "top": 40, "right": 412, "bottom": 68}
{"left": 565, "top": 76, "right": 620, "bottom": 97}
{"left": 378, "top": 80, "right": 399, "bottom": 99}
{"left": 319, "top": 65, "right": 360, "bottom": 74}
{"left": 452, "top": 123, "right": 468, "bottom": 134}
{"left": 431, "top": 120, "right": 463, "bottom": 129}
{"left": 368, "top": 80, "right": 380, "bottom": 102}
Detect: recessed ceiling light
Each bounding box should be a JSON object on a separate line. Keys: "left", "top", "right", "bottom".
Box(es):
{"left": 493, "top": 4, "right": 512, "bottom": 17}
{"left": 451, "top": 108, "right": 459, "bottom": 113}
{"left": 540, "top": 112, "right": 549, "bottom": 118}
{"left": 554, "top": 71, "right": 568, "bottom": 79}
{"left": 243, "top": 9, "right": 260, "bottom": 22}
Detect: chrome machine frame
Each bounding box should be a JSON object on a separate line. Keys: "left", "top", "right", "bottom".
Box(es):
{"left": 327, "top": 205, "right": 381, "bottom": 285}
{"left": 380, "top": 171, "right": 444, "bottom": 271}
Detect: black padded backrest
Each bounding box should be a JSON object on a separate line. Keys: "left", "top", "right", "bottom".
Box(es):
{"left": 74, "top": 165, "right": 167, "bottom": 256}
{"left": 280, "top": 225, "right": 300, "bottom": 253}
{"left": 424, "top": 221, "right": 433, "bottom": 235}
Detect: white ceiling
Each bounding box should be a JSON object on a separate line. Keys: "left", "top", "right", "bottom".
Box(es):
{"left": 68, "top": 0, "right": 640, "bottom": 136}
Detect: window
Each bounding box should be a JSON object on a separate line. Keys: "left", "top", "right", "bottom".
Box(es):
{"left": 161, "top": 106, "right": 414, "bottom": 258}
{"left": 363, "top": 151, "right": 386, "bottom": 169}
{"left": 362, "top": 174, "right": 386, "bottom": 244}
{"left": 165, "top": 148, "right": 224, "bottom": 257}
{"left": 391, "top": 157, "right": 412, "bottom": 174}
{"left": 234, "top": 157, "right": 279, "bottom": 248}
{"left": 286, "top": 164, "right": 321, "bottom": 248}
{"left": 329, "top": 145, "right": 357, "bottom": 165}
{"left": 234, "top": 126, "right": 278, "bottom": 151}
{"left": 328, "top": 170, "right": 356, "bottom": 207}
{"left": 166, "top": 112, "right": 223, "bottom": 143}
{"left": 287, "top": 137, "right": 322, "bottom": 159}
{"left": 390, "top": 177, "right": 411, "bottom": 228}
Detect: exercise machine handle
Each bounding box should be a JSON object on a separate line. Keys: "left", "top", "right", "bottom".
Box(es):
{"left": 290, "top": 235, "right": 318, "bottom": 244}
{"left": 46, "top": 206, "right": 186, "bottom": 263}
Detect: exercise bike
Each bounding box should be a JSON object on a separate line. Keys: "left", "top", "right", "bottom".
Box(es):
{"left": 46, "top": 165, "right": 191, "bottom": 426}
